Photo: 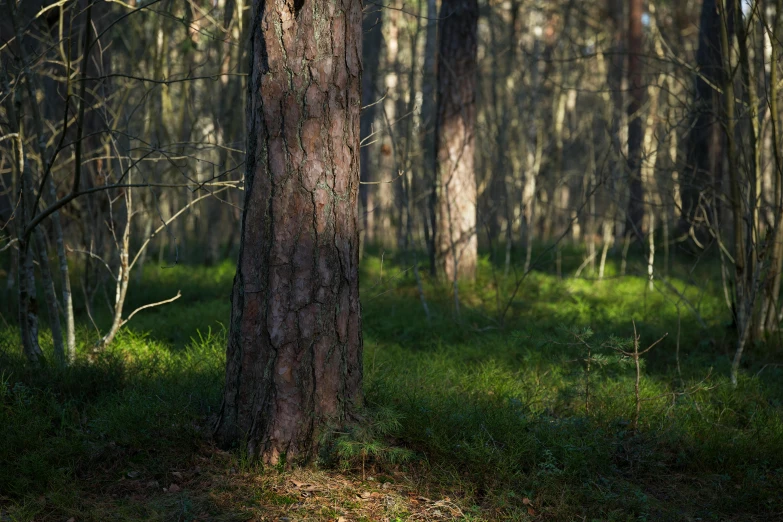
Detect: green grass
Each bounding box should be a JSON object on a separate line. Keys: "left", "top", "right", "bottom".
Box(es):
{"left": 1, "top": 246, "right": 782, "bottom": 520}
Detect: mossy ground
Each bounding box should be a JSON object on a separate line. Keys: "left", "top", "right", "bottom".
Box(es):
{"left": 1, "top": 244, "right": 782, "bottom": 521}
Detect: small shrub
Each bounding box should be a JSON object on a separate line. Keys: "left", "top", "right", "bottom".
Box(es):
{"left": 323, "top": 406, "right": 415, "bottom": 479}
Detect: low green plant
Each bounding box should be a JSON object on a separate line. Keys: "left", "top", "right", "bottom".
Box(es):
{"left": 325, "top": 406, "right": 415, "bottom": 479}
{"left": 1, "top": 249, "right": 782, "bottom": 521}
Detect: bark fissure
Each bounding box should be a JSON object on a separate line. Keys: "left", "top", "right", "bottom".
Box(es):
{"left": 216, "top": 0, "right": 363, "bottom": 464}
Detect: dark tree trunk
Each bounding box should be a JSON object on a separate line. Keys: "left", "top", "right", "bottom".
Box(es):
{"left": 420, "top": 0, "right": 439, "bottom": 276}
{"left": 487, "top": 4, "right": 520, "bottom": 258}
{"left": 607, "top": 0, "right": 625, "bottom": 151}
{"left": 679, "top": 0, "right": 731, "bottom": 243}
{"left": 360, "top": 3, "right": 383, "bottom": 244}
{"left": 606, "top": 0, "right": 624, "bottom": 246}
{"left": 625, "top": 0, "right": 645, "bottom": 241}
{"left": 435, "top": 0, "right": 479, "bottom": 281}
{"left": 215, "top": 0, "right": 363, "bottom": 465}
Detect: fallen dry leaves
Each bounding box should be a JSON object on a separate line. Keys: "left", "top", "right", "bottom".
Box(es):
{"left": 4, "top": 440, "right": 487, "bottom": 522}
{"left": 523, "top": 496, "right": 536, "bottom": 516}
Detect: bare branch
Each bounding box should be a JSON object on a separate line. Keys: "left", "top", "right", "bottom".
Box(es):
{"left": 120, "top": 291, "right": 182, "bottom": 327}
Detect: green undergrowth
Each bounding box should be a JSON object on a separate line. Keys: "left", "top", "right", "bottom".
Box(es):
{"left": 1, "top": 246, "right": 782, "bottom": 521}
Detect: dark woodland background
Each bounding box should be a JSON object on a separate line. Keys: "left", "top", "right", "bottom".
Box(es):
{"left": 1, "top": 0, "right": 783, "bottom": 520}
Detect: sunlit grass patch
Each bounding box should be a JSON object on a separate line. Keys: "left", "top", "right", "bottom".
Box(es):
{"left": 1, "top": 249, "right": 782, "bottom": 520}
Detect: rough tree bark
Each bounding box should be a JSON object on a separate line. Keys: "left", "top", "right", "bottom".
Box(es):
{"left": 214, "top": 0, "right": 363, "bottom": 464}
{"left": 435, "top": 0, "right": 479, "bottom": 282}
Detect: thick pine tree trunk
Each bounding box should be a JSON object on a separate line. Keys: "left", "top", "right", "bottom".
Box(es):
{"left": 435, "top": 0, "right": 479, "bottom": 282}
{"left": 215, "top": 0, "right": 363, "bottom": 465}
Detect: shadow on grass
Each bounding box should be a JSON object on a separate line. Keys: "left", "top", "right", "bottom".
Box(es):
{"left": 361, "top": 297, "right": 783, "bottom": 519}
{"left": 357, "top": 249, "right": 783, "bottom": 519}
{"left": 1, "top": 249, "right": 782, "bottom": 520}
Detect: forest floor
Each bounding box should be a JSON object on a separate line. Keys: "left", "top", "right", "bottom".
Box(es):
{"left": 2, "top": 245, "right": 783, "bottom": 521}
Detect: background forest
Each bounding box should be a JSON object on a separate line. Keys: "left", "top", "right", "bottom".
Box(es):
{"left": 1, "top": 0, "right": 783, "bottom": 520}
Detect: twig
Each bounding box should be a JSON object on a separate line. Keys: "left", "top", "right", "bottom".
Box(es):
{"left": 359, "top": 170, "right": 406, "bottom": 185}
{"left": 755, "top": 363, "right": 783, "bottom": 378}
{"left": 613, "top": 321, "right": 668, "bottom": 431}
{"left": 120, "top": 291, "right": 181, "bottom": 327}
{"left": 0, "top": 238, "right": 18, "bottom": 253}
{"left": 128, "top": 187, "right": 226, "bottom": 270}
{"left": 66, "top": 246, "right": 116, "bottom": 280}
{"left": 80, "top": 71, "right": 247, "bottom": 84}
{"left": 365, "top": 0, "right": 446, "bottom": 20}
{"left": 24, "top": 181, "right": 237, "bottom": 244}
{"left": 80, "top": 276, "right": 102, "bottom": 337}
{"left": 574, "top": 251, "right": 599, "bottom": 278}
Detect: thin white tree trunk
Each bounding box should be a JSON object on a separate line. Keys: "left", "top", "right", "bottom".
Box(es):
{"left": 33, "top": 225, "right": 65, "bottom": 365}
{"left": 46, "top": 176, "right": 75, "bottom": 363}
{"left": 99, "top": 188, "right": 132, "bottom": 349}
{"left": 647, "top": 213, "right": 655, "bottom": 290}
{"left": 523, "top": 127, "right": 542, "bottom": 274}
{"left": 598, "top": 219, "right": 613, "bottom": 280}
